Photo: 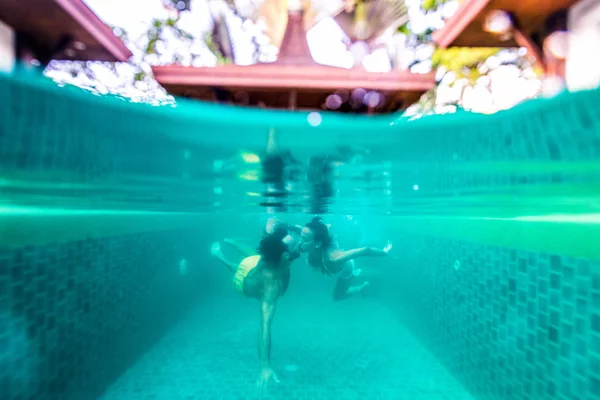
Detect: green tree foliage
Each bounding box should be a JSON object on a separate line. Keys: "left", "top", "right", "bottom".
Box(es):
{"left": 402, "top": 0, "right": 539, "bottom": 115}
{"left": 431, "top": 47, "right": 500, "bottom": 84}
{"left": 421, "top": 0, "right": 450, "bottom": 12}
{"left": 45, "top": 2, "right": 225, "bottom": 103}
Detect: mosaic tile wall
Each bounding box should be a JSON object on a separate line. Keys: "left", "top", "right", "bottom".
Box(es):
{"left": 0, "top": 74, "right": 227, "bottom": 213}
{"left": 386, "top": 235, "right": 600, "bottom": 400}
{"left": 0, "top": 229, "right": 215, "bottom": 400}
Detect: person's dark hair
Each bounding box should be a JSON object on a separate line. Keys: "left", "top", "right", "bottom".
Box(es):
{"left": 305, "top": 217, "right": 331, "bottom": 246}
{"left": 258, "top": 227, "right": 289, "bottom": 264}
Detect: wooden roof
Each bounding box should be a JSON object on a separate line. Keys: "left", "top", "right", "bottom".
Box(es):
{"left": 0, "top": 0, "right": 131, "bottom": 62}
{"left": 152, "top": 64, "right": 435, "bottom": 112}
{"left": 432, "top": 0, "right": 578, "bottom": 48}
{"left": 153, "top": 10, "right": 434, "bottom": 113}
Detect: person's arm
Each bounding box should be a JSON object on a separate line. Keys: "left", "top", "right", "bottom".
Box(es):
{"left": 266, "top": 128, "right": 278, "bottom": 154}
{"left": 264, "top": 217, "right": 302, "bottom": 235}
{"left": 258, "top": 272, "right": 278, "bottom": 370}
{"left": 327, "top": 246, "right": 388, "bottom": 265}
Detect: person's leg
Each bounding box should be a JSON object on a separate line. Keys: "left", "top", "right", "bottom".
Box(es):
{"left": 211, "top": 242, "right": 239, "bottom": 274}
{"left": 332, "top": 262, "right": 369, "bottom": 301}
{"left": 333, "top": 276, "right": 369, "bottom": 301}
{"left": 223, "top": 238, "right": 255, "bottom": 258}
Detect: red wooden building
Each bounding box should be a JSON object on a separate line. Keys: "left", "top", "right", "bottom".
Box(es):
{"left": 153, "top": 8, "right": 435, "bottom": 114}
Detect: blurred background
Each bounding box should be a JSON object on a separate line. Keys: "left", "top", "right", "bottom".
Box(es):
{"left": 3, "top": 0, "right": 598, "bottom": 115}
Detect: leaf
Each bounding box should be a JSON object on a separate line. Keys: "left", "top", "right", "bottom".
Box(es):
{"left": 432, "top": 47, "right": 500, "bottom": 72}
{"left": 422, "top": 0, "right": 436, "bottom": 11}
{"left": 421, "top": 0, "right": 454, "bottom": 12}
{"left": 397, "top": 22, "right": 410, "bottom": 35}
{"left": 145, "top": 37, "right": 159, "bottom": 55}
{"left": 416, "top": 28, "right": 435, "bottom": 41}
{"left": 134, "top": 71, "right": 146, "bottom": 82}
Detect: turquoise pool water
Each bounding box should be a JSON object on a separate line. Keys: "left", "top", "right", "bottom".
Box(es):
{"left": 1, "top": 72, "right": 599, "bottom": 400}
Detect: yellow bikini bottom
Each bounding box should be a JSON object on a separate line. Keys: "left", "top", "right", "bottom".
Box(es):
{"left": 233, "top": 255, "right": 261, "bottom": 293}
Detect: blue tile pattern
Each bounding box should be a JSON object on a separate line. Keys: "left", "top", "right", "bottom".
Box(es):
{"left": 385, "top": 235, "right": 600, "bottom": 400}
{"left": 0, "top": 230, "right": 210, "bottom": 400}
{"left": 100, "top": 292, "right": 474, "bottom": 400}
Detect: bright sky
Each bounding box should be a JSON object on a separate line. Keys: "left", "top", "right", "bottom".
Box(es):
{"left": 66, "top": 0, "right": 540, "bottom": 113}
{"left": 82, "top": 0, "right": 382, "bottom": 68}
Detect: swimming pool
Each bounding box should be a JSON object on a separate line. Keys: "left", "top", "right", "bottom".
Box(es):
{"left": 1, "top": 72, "right": 599, "bottom": 400}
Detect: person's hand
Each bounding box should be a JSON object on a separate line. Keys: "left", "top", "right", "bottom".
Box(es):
{"left": 383, "top": 241, "right": 392, "bottom": 254}
{"left": 256, "top": 367, "right": 280, "bottom": 397}
{"left": 265, "top": 217, "right": 278, "bottom": 234}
